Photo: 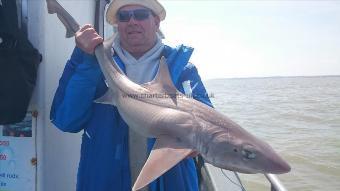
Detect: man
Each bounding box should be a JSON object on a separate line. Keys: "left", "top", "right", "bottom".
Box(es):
{"left": 50, "top": 0, "right": 212, "bottom": 190}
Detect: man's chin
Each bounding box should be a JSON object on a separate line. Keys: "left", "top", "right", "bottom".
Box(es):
{"left": 127, "top": 40, "right": 145, "bottom": 48}
{"left": 127, "top": 33, "right": 143, "bottom": 39}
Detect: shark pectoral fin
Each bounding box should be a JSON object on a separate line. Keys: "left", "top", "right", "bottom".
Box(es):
{"left": 94, "top": 89, "right": 116, "bottom": 105}
{"left": 132, "top": 136, "right": 194, "bottom": 191}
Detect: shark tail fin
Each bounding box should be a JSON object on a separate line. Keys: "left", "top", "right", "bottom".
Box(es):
{"left": 132, "top": 136, "right": 195, "bottom": 191}
{"left": 46, "top": 0, "right": 57, "bottom": 14}
{"left": 56, "top": 14, "right": 75, "bottom": 38}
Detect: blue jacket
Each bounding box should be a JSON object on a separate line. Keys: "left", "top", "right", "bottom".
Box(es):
{"left": 50, "top": 44, "right": 212, "bottom": 191}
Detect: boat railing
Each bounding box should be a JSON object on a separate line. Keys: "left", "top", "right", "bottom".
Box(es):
{"left": 196, "top": 155, "right": 289, "bottom": 191}
{"left": 265, "top": 174, "right": 288, "bottom": 191}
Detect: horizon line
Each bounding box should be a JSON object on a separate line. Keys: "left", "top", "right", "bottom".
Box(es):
{"left": 204, "top": 74, "right": 340, "bottom": 81}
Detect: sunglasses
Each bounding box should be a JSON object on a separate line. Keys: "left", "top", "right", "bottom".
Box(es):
{"left": 117, "top": 9, "right": 154, "bottom": 22}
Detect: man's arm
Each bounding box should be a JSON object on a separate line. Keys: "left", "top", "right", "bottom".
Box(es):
{"left": 50, "top": 24, "right": 104, "bottom": 133}
{"left": 50, "top": 47, "right": 102, "bottom": 133}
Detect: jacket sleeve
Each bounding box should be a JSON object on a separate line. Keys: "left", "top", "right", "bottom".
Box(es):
{"left": 177, "top": 63, "right": 213, "bottom": 108}
{"left": 50, "top": 47, "right": 102, "bottom": 133}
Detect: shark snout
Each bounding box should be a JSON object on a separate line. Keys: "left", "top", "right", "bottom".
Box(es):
{"left": 253, "top": 140, "right": 291, "bottom": 174}
{"left": 262, "top": 148, "right": 291, "bottom": 174}
{"left": 269, "top": 156, "right": 291, "bottom": 174}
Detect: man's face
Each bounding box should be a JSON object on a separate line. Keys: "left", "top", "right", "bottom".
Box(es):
{"left": 117, "top": 5, "right": 160, "bottom": 58}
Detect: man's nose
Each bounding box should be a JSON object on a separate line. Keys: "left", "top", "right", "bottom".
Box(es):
{"left": 127, "top": 16, "right": 139, "bottom": 24}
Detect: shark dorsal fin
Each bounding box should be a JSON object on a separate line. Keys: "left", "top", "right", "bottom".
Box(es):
{"left": 132, "top": 136, "right": 194, "bottom": 191}
{"left": 154, "top": 56, "right": 177, "bottom": 90}
{"left": 143, "top": 56, "right": 179, "bottom": 105}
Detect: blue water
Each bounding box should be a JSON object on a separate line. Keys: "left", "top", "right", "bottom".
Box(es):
{"left": 204, "top": 76, "right": 340, "bottom": 191}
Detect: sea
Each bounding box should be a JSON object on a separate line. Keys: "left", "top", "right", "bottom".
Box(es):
{"left": 203, "top": 76, "right": 340, "bottom": 191}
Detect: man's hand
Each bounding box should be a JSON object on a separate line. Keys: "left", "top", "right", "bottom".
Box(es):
{"left": 75, "top": 24, "right": 103, "bottom": 54}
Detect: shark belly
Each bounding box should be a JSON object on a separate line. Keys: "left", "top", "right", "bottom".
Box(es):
{"left": 115, "top": 95, "right": 173, "bottom": 137}
{"left": 116, "top": 95, "right": 196, "bottom": 146}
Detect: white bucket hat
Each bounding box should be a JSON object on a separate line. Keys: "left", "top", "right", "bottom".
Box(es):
{"left": 106, "top": 0, "right": 166, "bottom": 25}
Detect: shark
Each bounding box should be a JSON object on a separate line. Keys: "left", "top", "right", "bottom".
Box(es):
{"left": 46, "top": 0, "right": 291, "bottom": 190}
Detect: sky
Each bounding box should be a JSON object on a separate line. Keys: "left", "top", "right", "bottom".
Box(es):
{"left": 158, "top": 0, "right": 340, "bottom": 80}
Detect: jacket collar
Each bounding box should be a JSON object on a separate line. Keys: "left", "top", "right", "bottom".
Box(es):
{"left": 113, "top": 44, "right": 194, "bottom": 85}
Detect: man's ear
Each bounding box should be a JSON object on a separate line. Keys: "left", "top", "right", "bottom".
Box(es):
{"left": 154, "top": 16, "right": 160, "bottom": 28}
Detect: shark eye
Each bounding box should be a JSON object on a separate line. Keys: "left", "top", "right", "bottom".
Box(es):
{"left": 242, "top": 149, "right": 256, "bottom": 160}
